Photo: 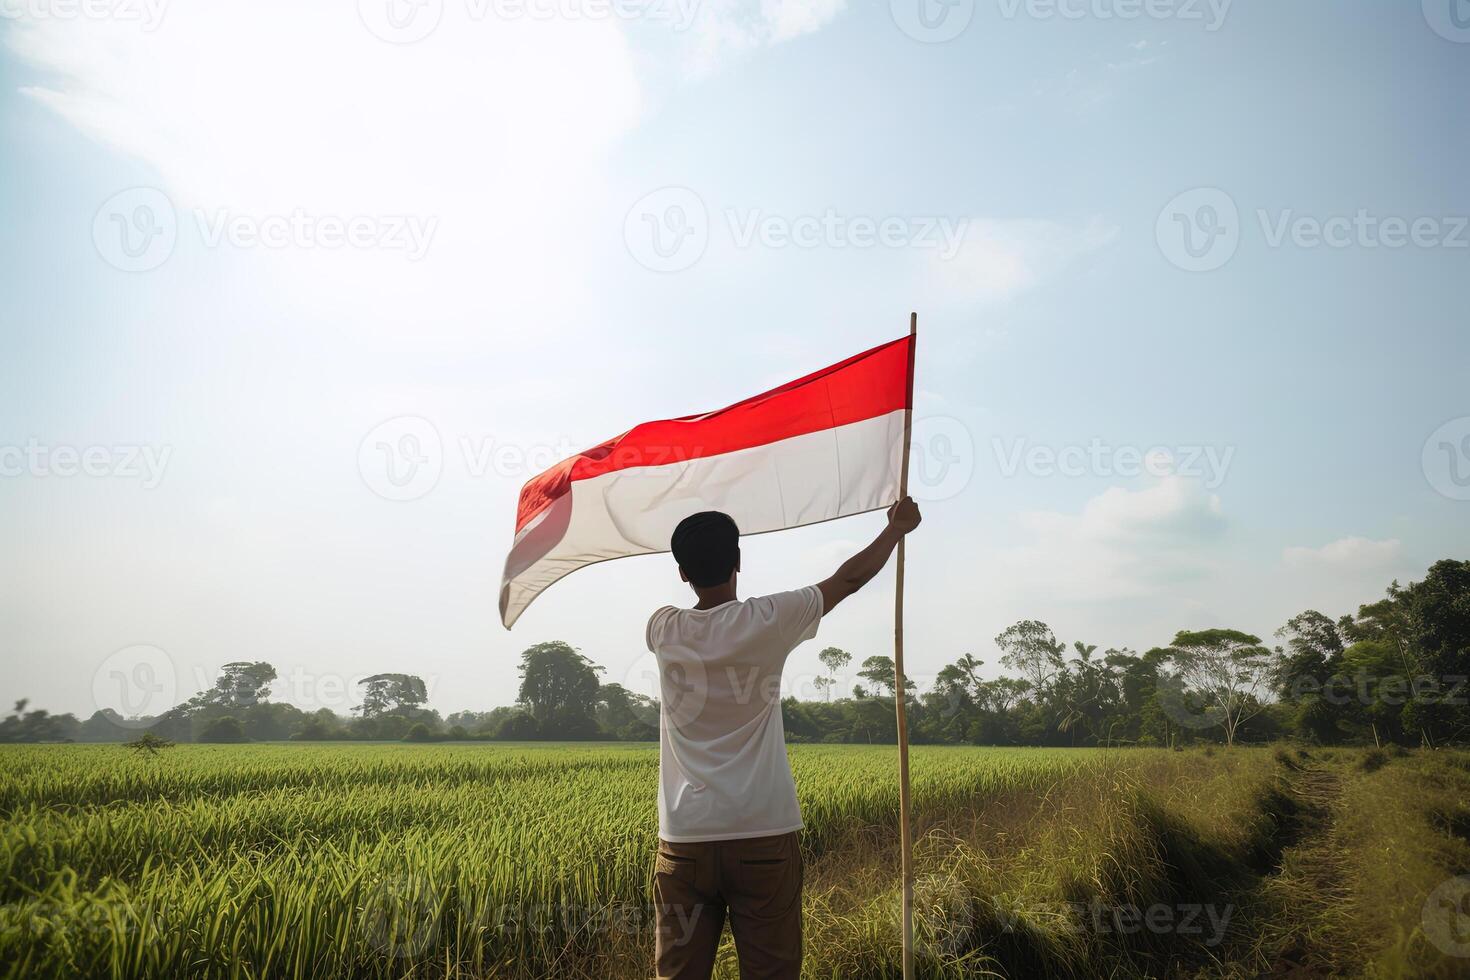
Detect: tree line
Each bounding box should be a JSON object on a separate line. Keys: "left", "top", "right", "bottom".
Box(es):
{"left": 4, "top": 559, "right": 1466, "bottom": 748}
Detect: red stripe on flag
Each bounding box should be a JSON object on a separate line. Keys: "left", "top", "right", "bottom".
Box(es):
{"left": 513, "top": 335, "right": 913, "bottom": 533}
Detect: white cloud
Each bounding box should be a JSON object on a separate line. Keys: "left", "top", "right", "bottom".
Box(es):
{"left": 992, "top": 476, "right": 1228, "bottom": 602}
{"left": 931, "top": 216, "right": 1117, "bottom": 306}
{"left": 1282, "top": 537, "right": 1403, "bottom": 570}
{"left": 761, "top": 0, "right": 845, "bottom": 42}
{"left": 680, "top": 0, "right": 846, "bottom": 77}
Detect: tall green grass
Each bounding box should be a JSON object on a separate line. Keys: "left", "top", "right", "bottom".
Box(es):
{"left": 0, "top": 744, "right": 1125, "bottom": 979}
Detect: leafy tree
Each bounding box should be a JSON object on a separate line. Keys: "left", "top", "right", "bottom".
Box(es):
{"left": 947, "top": 653, "right": 984, "bottom": 694}
{"left": 0, "top": 700, "right": 77, "bottom": 743}
{"left": 1270, "top": 611, "right": 1350, "bottom": 743}
{"left": 1399, "top": 559, "right": 1470, "bottom": 742}
{"left": 445, "top": 710, "right": 495, "bottom": 731}
{"left": 995, "top": 621, "right": 1066, "bottom": 699}
{"left": 517, "top": 642, "right": 603, "bottom": 737}
{"left": 198, "top": 716, "right": 248, "bottom": 743}
{"left": 817, "top": 647, "right": 853, "bottom": 701}
{"left": 1162, "top": 629, "right": 1274, "bottom": 747}
{"left": 1273, "top": 610, "right": 1347, "bottom": 696}
{"left": 241, "top": 702, "right": 305, "bottom": 741}
{"left": 355, "top": 712, "right": 415, "bottom": 740}
{"left": 292, "top": 709, "right": 346, "bottom": 741}
{"left": 150, "top": 705, "right": 195, "bottom": 743}
{"left": 76, "top": 710, "right": 133, "bottom": 743}
{"left": 403, "top": 722, "right": 442, "bottom": 742}
{"left": 595, "top": 683, "right": 657, "bottom": 740}
{"left": 494, "top": 711, "right": 541, "bottom": 740}
{"left": 355, "top": 674, "right": 429, "bottom": 719}
{"left": 855, "top": 655, "right": 913, "bottom": 698}
{"left": 848, "top": 695, "right": 897, "bottom": 743}
{"left": 924, "top": 653, "right": 986, "bottom": 742}
{"left": 1055, "top": 642, "right": 1112, "bottom": 745}
{"left": 977, "top": 677, "right": 1029, "bottom": 714}
{"left": 195, "top": 662, "right": 278, "bottom": 709}
{"left": 471, "top": 706, "right": 530, "bottom": 735}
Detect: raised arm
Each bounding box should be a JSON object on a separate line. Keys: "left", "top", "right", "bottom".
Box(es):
{"left": 817, "top": 496, "right": 922, "bottom": 615}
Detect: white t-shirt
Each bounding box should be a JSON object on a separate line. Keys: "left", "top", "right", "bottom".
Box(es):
{"left": 645, "top": 586, "right": 824, "bottom": 843}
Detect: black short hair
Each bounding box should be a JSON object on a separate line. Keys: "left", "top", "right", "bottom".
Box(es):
{"left": 670, "top": 511, "right": 740, "bottom": 588}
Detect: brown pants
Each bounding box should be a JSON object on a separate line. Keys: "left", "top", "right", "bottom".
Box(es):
{"left": 653, "top": 831, "right": 803, "bottom": 980}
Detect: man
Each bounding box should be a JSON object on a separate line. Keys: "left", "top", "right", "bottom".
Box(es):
{"left": 646, "top": 496, "right": 923, "bottom": 979}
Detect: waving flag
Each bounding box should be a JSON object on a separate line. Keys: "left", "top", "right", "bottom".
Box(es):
{"left": 499, "top": 335, "right": 915, "bottom": 627}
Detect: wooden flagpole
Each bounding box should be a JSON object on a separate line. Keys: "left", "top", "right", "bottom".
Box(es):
{"left": 893, "top": 311, "right": 917, "bottom": 980}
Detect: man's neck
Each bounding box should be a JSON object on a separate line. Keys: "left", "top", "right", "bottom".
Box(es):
{"left": 691, "top": 585, "right": 738, "bottom": 610}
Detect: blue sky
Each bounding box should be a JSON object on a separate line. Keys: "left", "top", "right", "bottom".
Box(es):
{"left": 2, "top": 0, "right": 1467, "bottom": 719}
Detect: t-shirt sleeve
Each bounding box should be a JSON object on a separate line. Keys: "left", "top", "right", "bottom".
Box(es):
{"left": 645, "top": 606, "right": 676, "bottom": 653}
{"left": 765, "top": 586, "right": 823, "bottom": 652}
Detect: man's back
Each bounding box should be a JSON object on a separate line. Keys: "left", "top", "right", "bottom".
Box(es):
{"left": 648, "top": 500, "right": 918, "bottom": 980}
{"left": 646, "top": 587, "right": 823, "bottom": 842}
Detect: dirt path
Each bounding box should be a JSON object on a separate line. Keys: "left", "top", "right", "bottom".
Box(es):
{"left": 1253, "top": 764, "right": 1358, "bottom": 978}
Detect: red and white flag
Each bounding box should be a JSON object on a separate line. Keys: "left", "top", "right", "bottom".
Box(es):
{"left": 499, "top": 335, "right": 915, "bottom": 628}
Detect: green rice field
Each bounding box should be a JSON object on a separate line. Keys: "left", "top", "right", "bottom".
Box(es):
{"left": 2, "top": 743, "right": 1468, "bottom": 978}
